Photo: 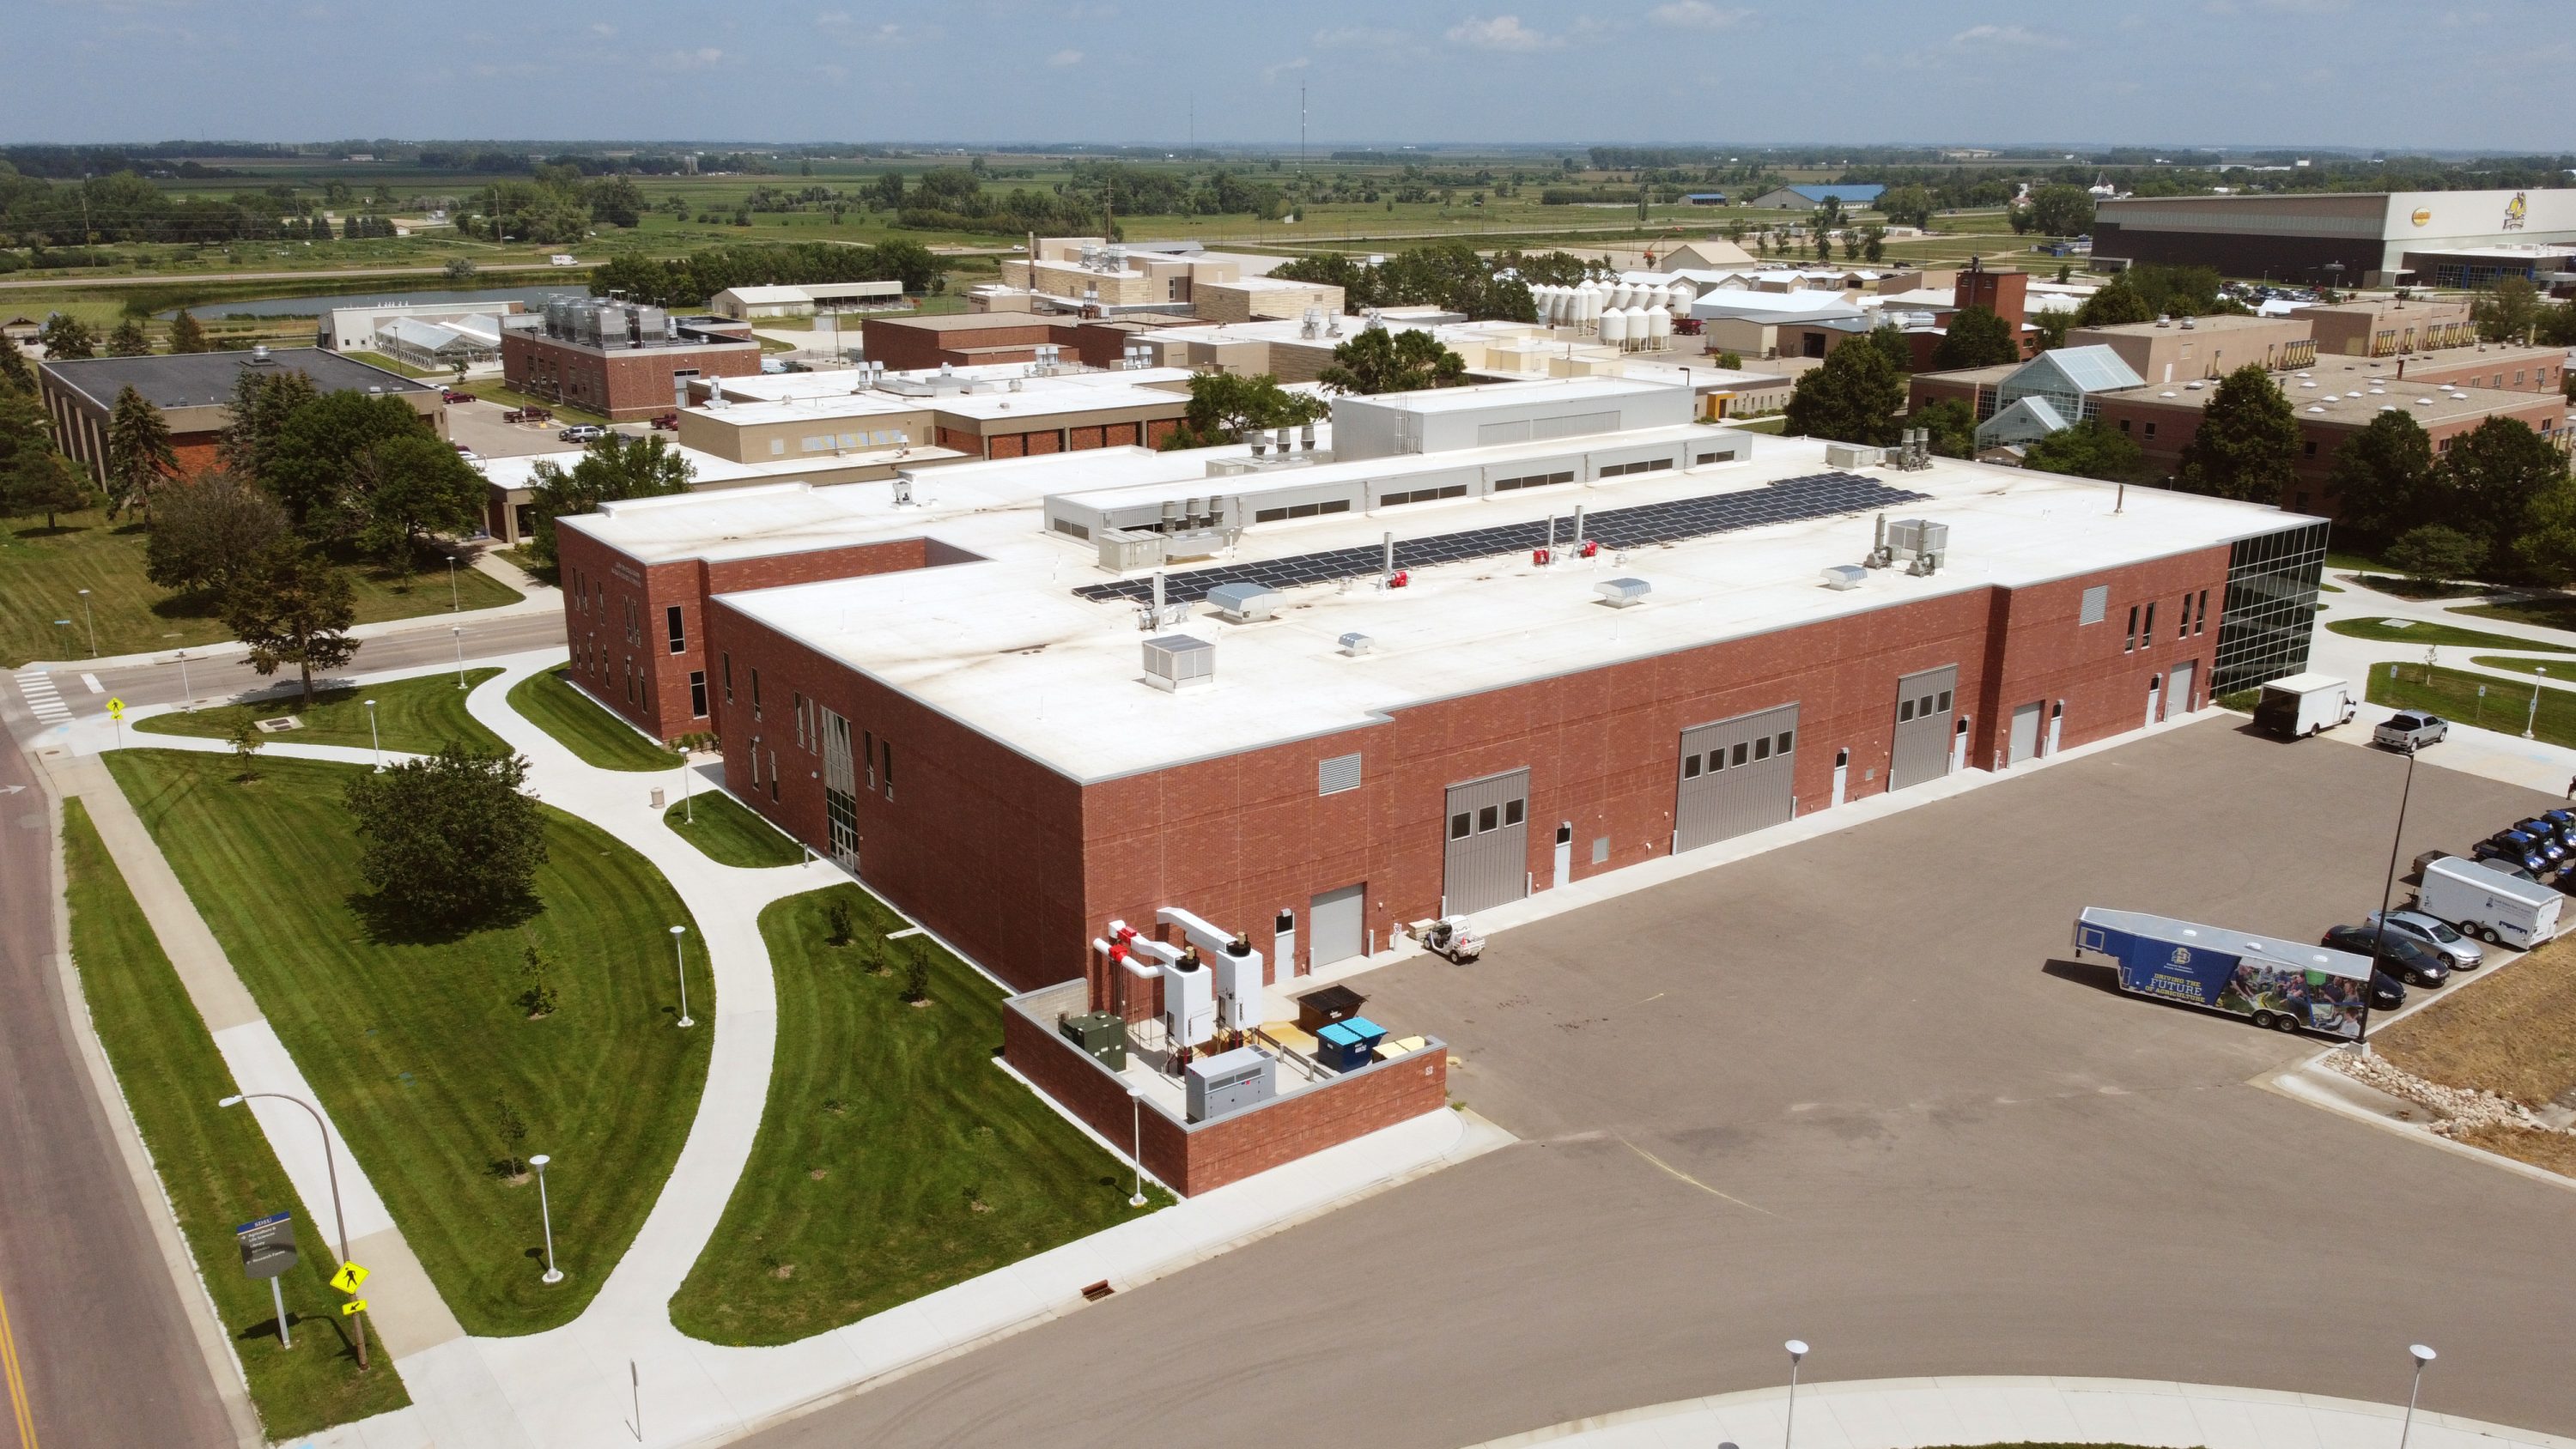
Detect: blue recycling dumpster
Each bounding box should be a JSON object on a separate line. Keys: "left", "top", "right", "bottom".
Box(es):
{"left": 1315, "top": 1016, "right": 1388, "bottom": 1071}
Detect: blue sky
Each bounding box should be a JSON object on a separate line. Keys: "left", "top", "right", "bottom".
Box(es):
{"left": 9, "top": 0, "right": 2569, "bottom": 150}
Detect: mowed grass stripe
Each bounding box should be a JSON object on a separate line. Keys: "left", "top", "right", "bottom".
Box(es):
{"left": 62, "top": 799, "right": 412, "bottom": 1438}
{"left": 137, "top": 668, "right": 506, "bottom": 755}
{"left": 663, "top": 791, "right": 805, "bottom": 870}
{"left": 103, "top": 750, "right": 713, "bottom": 1336}
{"left": 507, "top": 667, "right": 681, "bottom": 772}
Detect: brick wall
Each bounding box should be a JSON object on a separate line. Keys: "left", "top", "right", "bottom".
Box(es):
{"left": 502, "top": 333, "right": 760, "bottom": 421}
{"left": 862, "top": 318, "right": 1073, "bottom": 373}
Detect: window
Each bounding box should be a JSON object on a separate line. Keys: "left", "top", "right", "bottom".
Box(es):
{"left": 1596, "top": 458, "right": 1675, "bottom": 478}
{"left": 1683, "top": 755, "right": 1703, "bottom": 779}
{"left": 1730, "top": 742, "right": 1748, "bottom": 767}
{"left": 2117, "top": 418, "right": 2131, "bottom": 433}
{"left": 1919, "top": 694, "right": 1935, "bottom": 716}
{"left": 2177, "top": 593, "right": 2191, "bottom": 639}
{"left": 864, "top": 730, "right": 876, "bottom": 787}
{"left": 1777, "top": 730, "right": 1795, "bottom": 754}
{"left": 666, "top": 604, "right": 685, "bottom": 654}
{"left": 1504, "top": 799, "right": 1524, "bottom": 827}
{"left": 880, "top": 742, "right": 893, "bottom": 799}
{"left": 1450, "top": 812, "right": 1472, "bottom": 840}
{"left": 793, "top": 693, "right": 807, "bottom": 749}
{"left": 1753, "top": 736, "right": 1771, "bottom": 761}
{"left": 769, "top": 439, "right": 786, "bottom": 456}
{"left": 769, "top": 751, "right": 781, "bottom": 802}
{"left": 2080, "top": 585, "right": 2108, "bottom": 626}
{"left": 690, "top": 671, "right": 708, "bottom": 718}
{"left": 750, "top": 739, "right": 762, "bottom": 785}
{"left": 2302, "top": 440, "right": 2318, "bottom": 458}
{"left": 2125, "top": 604, "right": 2139, "bottom": 652}
{"left": 1492, "top": 470, "right": 1577, "bottom": 492}
{"left": 722, "top": 653, "right": 733, "bottom": 704}
{"left": 1899, "top": 698, "right": 1917, "bottom": 722}
{"left": 1935, "top": 691, "right": 1952, "bottom": 713}
{"left": 1709, "top": 749, "right": 1727, "bottom": 773}
{"left": 2143, "top": 421, "right": 2158, "bottom": 441}
{"left": 1379, "top": 482, "right": 1470, "bottom": 507}
{"left": 2142, "top": 602, "right": 2155, "bottom": 645}
{"left": 2194, "top": 588, "right": 2208, "bottom": 635}
{"left": 1478, "top": 805, "right": 1499, "bottom": 833}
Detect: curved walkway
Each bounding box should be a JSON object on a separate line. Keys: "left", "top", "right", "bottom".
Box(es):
{"left": 2303, "top": 573, "right": 2576, "bottom": 797}
{"left": 1466, "top": 1377, "right": 2575, "bottom": 1449}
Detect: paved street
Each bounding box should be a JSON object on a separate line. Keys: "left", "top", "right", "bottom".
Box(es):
{"left": 742, "top": 719, "right": 2576, "bottom": 1449}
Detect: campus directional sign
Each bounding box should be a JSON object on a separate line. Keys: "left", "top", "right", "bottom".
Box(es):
{"left": 235, "top": 1212, "right": 296, "bottom": 1280}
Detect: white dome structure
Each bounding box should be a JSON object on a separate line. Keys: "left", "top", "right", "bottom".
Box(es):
{"left": 1599, "top": 306, "right": 1629, "bottom": 346}
{"left": 1646, "top": 306, "right": 1673, "bottom": 346}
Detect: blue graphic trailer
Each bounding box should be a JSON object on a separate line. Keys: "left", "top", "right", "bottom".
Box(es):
{"left": 2072, "top": 907, "right": 2373, "bottom": 1039}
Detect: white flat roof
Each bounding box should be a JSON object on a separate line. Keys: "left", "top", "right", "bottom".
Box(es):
{"left": 1349, "top": 374, "right": 1669, "bottom": 415}
{"left": 713, "top": 434, "right": 2306, "bottom": 782}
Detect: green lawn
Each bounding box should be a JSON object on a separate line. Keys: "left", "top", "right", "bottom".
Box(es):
{"left": 2324, "top": 617, "right": 2576, "bottom": 653}
{"left": 137, "top": 668, "right": 505, "bottom": 754}
{"left": 2458, "top": 596, "right": 2576, "bottom": 633}
{"left": 664, "top": 790, "right": 804, "bottom": 869}
{"left": 506, "top": 667, "right": 678, "bottom": 770}
{"left": 0, "top": 511, "right": 520, "bottom": 668}
{"left": 669, "top": 884, "right": 1166, "bottom": 1346}
{"left": 61, "top": 799, "right": 413, "bottom": 1438}
{"left": 493, "top": 546, "right": 555, "bottom": 587}
{"left": 103, "top": 750, "right": 714, "bottom": 1336}
{"left": 2366, "top": 662, "right": 2576, "bottom": 747}
{"left": 1728, "top": 415, "right": 1789, "bottom": 434}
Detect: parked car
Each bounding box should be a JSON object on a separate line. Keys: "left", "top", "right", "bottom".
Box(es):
{"left": 649, "top": 412, "right": 680, "bottom": 431}
{"left": 440, "top": 387, "right": 474, "bottom": 403}
{"left": 453, "top": 447, "right": 482, "bottom": 464}
{"left": 2362, "top": 908, "right": 2484, "bottom": 971}
{"left": 558, "top": 423, "right": 606, "bottom": 444}
{"left": 2373, "top": 712, "right": 2449, "bottom": 753}
{"left": 2527, "top": 809, "right": 2576, "bottom": 850}
{"left": 2475, "top": 831, "right": 2552, "bottom": 876}
{"left": 2367, "top": 970, "right": 2407, "bottom": 1010}
{"left": 502, "top": 406, "right": 553, "bottom": 424}
{"left": 2518, "top": 818, "right": 2573, "bottom": 864}
{"left": 2322, "top": 925, "right": 2452, "bottom": 987}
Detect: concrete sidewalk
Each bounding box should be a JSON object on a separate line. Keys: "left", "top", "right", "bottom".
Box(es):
{"left": 1463, "top": 1376, "right": 2572, "bottom": 1449}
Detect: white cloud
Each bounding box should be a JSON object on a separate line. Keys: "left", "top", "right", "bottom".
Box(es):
{"left": 588, "top": 21, "right": 614, "bottom": 35}
{"left": 1948, "top": 23, "right": 2069, "bottom": 48}
{"left": 1649, "top": 1, "right": 1751, "bottom": 30}
{"left": 1046, "top": 46, "right": 1083, "bottom": 66}
{"left": 1262, "top": 56, "right": 1310, "bottom": 83}
{"left": 1446, "top": 14, "right": 1558, "bottom": 51}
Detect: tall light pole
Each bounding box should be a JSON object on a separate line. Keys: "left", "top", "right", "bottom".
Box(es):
{"left": 1783, "top": 1339, "right": 1809, "bottom": 1449}
{"left": 1127, "top": 1086, "right": 1147, "bottom": 1207}
{"left": 670, "top": 925, "right": 693, "bottom": 1028}
{"left": 175, "top": 650, "right": 193, "bottom": 712}
{"left": 2529, "top": 666, "right": 2548, "bottom": 740}
{"left": 2356, "top": 744, "right": 2420, "bottom": 1053}
{"left": 529, "top": 1154, "right": 563, "bottom": 1284}
{"left": 447, "top": 555, "right": 461, "bottom": 613}
{"left": 453, "top": 626, "right": 468, "bottom": 689}
{"left": 219, "top": 1092, "right": 368, "bottom": 1369}
{"left": 2399, "top": 1344, "right": 2436, "bottom": 1449}
{"left": 364, "top": 699, "right": 381, "bottom": 771}
{"left": 77, "top": 587, "right": 95, "bottom": 657}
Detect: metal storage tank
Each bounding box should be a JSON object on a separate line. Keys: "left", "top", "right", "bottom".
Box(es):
{"left": 1580, "top": 282, "right": 1604, "bottom": 323}
{"left": 1598, "top": 306, "right": 1628, "bottom": 345}
{"left": 1668, "top": 281, "right": 1696, "bottom": 312}
{"left": 1608, "top": 282, "right": 1634, "bottom": 310}
{"left": 1646, "top": 306, "right": 1673, "bottom": 346}
{"left": 1624, "top": 305, "right": 1652, "bottom": 349}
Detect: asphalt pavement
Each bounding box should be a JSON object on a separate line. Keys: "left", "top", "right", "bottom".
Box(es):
{"left": 739, "top": 720, "right": 2576, "bottom": 1449}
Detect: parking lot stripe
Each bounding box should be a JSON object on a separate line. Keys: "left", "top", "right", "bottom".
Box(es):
{"left": 1618, "top": 1135, "right": 1774, "bottom": 1216}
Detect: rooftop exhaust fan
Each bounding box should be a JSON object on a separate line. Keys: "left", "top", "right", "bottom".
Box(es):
{"left": 1595, "top": 578, "right": 1651, "bottom": 608}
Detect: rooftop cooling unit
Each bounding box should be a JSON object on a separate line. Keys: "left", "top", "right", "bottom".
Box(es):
{"left": 1206, "top": 582, "right": 1282, "bottom": 623}
{"left": 1824, "top": 442, "right": 1886, "bottom": 469}
{"left": 1142, "top": 634, "right": 1214, "bottom": 691}
{"left": 1822, "top": 563, "right": 1868, "bottom": 591}
{"left": 1595, "top": 578, "right": 1651, "bottom": 608}
{"left": 1886, "top": 518, "right": 1950, "bottom": 574}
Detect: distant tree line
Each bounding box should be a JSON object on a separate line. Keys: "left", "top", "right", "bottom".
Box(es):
{"left": 586, "top": 239, "right": 939, "bottom": 309}
{"left": 1271, "top": 243, "right": 1538, "bottom": 323}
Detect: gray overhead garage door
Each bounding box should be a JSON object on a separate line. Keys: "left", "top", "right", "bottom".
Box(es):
{"left": 1309, "top": 883, "right": 1365, "bottom": 968}
{"left": 1443, "top": 769, "right": 1530, "bottom": 916}
{"left": 1675, "top": 704, "right": 1799, "bottom": 853}
{"left": 1889, "top": 665, "right": 1958, "bottom": 791}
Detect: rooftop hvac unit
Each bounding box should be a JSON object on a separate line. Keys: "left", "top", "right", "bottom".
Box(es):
{"left": 1339, "top": 632, "right": 1374, "bottom": 656}
{"left": 1822, "top": 563, "right": 1868, "bottom": 591}
{"left": 1096, "top": 526, "right": 1167, "bottom": 573}
{"left": 1212, "top": 939, "right": 1265, "bottom": 1030}
{"left": 1595, "top": 578, "right": 1651, "bottom": 608}
{"left": 1824, "top": 442, "right": 1886, "bottom": 469}
{"left": 1206, "top": 582, "right": 1282, "bottom": 623}
{"left": 1142, "top": 634, "right": 1214, "bottom": 691}
{"left": 1886, "top": 518, "right": 1949, "bottom": 574}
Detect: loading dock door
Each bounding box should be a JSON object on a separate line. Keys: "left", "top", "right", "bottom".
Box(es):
{"left": 1443, "top": 769, "right": 1531, "bottom": 916}
{"left": 1309, "top": 884, "right": 1365, "bottom": 968}
{"left": 1888, "top": 665, "right": 1958, "bottom": 791}
{"left": 1676, "top": 705, "right": 1799, "bottom": 852}
{"left": 2008, "top": 700, "right": 2043, "bottom": 765}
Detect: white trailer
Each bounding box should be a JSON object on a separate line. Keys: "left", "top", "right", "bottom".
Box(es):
{"left": 2417, "top": 856, "right": 2563, "bottom": 949}
{"left": 2252, "top": 673, "right": 2357, "bottom": 739}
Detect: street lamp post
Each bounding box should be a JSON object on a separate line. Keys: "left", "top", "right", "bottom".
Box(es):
{"left": 453, "top": 626, "right": 467, "bottom": 689}
{"left": 529, "top": 1154, "right": 563, "bottom": 1284}
{"left": 77, "top": 588, "right": 95, "bottom": 658}
{"left": 1783, "top": 1339, "right": 1809, "bottom": 1449}
{"left": 219, "top": 1092, "right": 368, "bottom": 1369}
{"left": 670, "top": 925, "right": 693, "bottom": 1028}
{"left": 1127, "top": 1086, "right": 1148, "bottom": 1207}
{"left": 447, "top": 556, "right": 460, "bottom": 613}
{"left": 2399, "top": 1344, "right": 2437, "bottom": 1449}
{"left": 364, "top": 699, "right": 381, "bottom": 771}
{"left": 175, "top": 651, "right": 192, "bottom": 712}
{"left": 2529, "top": 667, "right": 2548, "bottom": 739}
{"left": 2356, "top": 744, "right": 2421, "bottom": 1053}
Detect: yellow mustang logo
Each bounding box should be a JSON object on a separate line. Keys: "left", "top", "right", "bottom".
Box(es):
{"left": 2504, "top": 191, "right": 2529, "bottom": 231}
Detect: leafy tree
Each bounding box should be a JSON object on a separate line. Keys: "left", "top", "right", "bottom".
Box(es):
{"left": 167, "top": 309, "right": 211, "bottom": 354}
{"left": 216, "top": 367, "right": 319, "bottom": 483}
{"left": 2074, "top": 277, "right": 2154, "bottom": 327}
{"left": 351, "top": 431, "right": 483, "bottom": 571}
{"left": 102, "top": 385, "right": 178, "bottom": 522}
{"left": 2439, "top": 415, "right": 2570, "bottom": 549}
{"left": 525, "top": 432, "right": 695, "bottom": 567}
{"left": 144, "top": 468, "right": 289, "bottom": 597}
{"left": 1930, "top": 306, "right": 2020, "bottom": 370}
{"left": 1857, "top": 224, "right": 1886, "bottom": 262}
{"left": 900, "top": 949, "right": 929, "bottom": 1004}
{"left": 1783, "top": 337, "right": 1903, "bottom": 446}
{"left": 2515, "top": 477, "right": 2576, "bottom": 586}
{"left": 585, "top": 175, "right": 646, "bottom": 228}
{"left": 1878, "top": 185, "right": 1935, "bottom": 228}
{"left": 825, "top": 899, "right": 854, "bottom": 948}
{"left": 228, "top": 718, "right": 265, "bottom": 781}
{"left": 1911, "top": 397, "right": 1978, "bottom": 458}
{"left": 1318, "top": 328, "right": 1467, "bottom": 395}
{"left": 519, "top": 943, "right": 559, "bottom": 1018}
{"left": 264, "top": 389, "right": 432, "bottom": 536}
{"left": 1858, "top": 324, "right": 1912, "bottom": 378}
{"left": 2385, "top": 524, "right": 2488, "bottom": 588}
{"left": 0, "top": 391, "right": 92, "bottom": 528}
{"left": 37, "top": 315, "right": 96, "bottom": 360}
{"left": 1272, "top": 242, "right": 1535, "bottom": 321}
{"left": 2177, "top": 365, "right": 2299, "bottom": 504}
{"left": 442, "top": 258, "right": 479, "bottom": 283}
{"left": 2023, "top": 420, "right": 2144, "bottom": 481}
{"left": 2537, "top": 297, "right": 2576, "bottom": 349}
{"left": 343, "top": 744, "right": 547, "bottom": 929}
{"left": 2027, "top": 186, "right": 2095, "bottom": 237}
{"left": 490, "top": 1096, "right": 531, "bottom": 1178}
{"left": 222, "top": 545, "right": 358, "bottom": 709}
{"left": 0, "top": 333, "right": 33, "bottom": 394}
{"left": 1157, "top": 372, "right": 1328, "bottom": 451}
{"left": 105, "top": 318, "right": 153, "bottom": 357}
{"left": 2324, "top": 409, "right": 2435, "bottom": 545}
{"left": 2027, "top": 308, "right": 2075, "bottom": 353}
{"left": 2473, "top": 276, "right": 2540, "bottom": 343}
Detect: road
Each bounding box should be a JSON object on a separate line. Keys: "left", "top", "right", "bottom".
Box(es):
{"left": 743, "top": 721, "right": 2576, "bottom": 1448}
{"left": 0, "top": 262, "right": 580, "bottom": 292}
{"left": 72, "top": 609, "right": 567, "bottom": 715}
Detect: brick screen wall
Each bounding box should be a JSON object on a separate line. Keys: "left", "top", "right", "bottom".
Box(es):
{"left": 502, "top": 333, "right": 761, "bottom": 421}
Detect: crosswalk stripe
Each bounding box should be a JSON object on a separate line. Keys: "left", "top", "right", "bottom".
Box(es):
{"left": 78, "top": 673, "right": 102, "bottom": 694}
{"left": 14, "top": 669, "right": 72, "bottom": 722}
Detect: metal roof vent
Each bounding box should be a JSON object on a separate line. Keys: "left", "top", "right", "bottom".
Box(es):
{"left": 1142, "top": 634, "right": 1214, "bottom": 692}
{"left": 247, "top": 344, "right": 273, "bottom": 365}
{"left": 1339, "top": 632, "right": 1374, "bottom": 656}
{"left": 1206, "top": 582, "right": 1281, "bottom": 623}
{"left": 1595, "top": 578, "right": 1651, "bottom": 608}
{"left": 1821, "top": 564, "right": 1867, "bottom": 591}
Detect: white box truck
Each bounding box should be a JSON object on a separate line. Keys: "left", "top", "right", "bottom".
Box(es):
{"left": 2252, "top": 673, "right": 2358, "bottom": 739}
{"left": 2418, "top": 856, "right": 2563, "bottom": 949}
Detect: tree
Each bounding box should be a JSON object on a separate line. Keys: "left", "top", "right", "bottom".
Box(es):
{"left": 525, "top": 432, "right": 696, "bottom": 567}
{"left": 102, "top": 385, "right": 178, "bottom": 522}
{"left": 0, "top": 334, "right": 33, "bottom": 394}
{"left": 2074, "top": 277, "right": 2154, "bottom": 327}
{"left": 1783, "top": 338, "right": 1904, "bottom": 446}
{"left": 0, "top": 392, "right": 92, "bottom": 529}
{"left": 518, "top": 943, "right": 559, "bottom": 1018}
{"left": 2385, "top": 525, "right": 2488, "bottom": 589}
{"left": 351, "top": 431, "right": 483, "bottom": 570}
{"left": 1318, "top": 328, "right": 1468, "bottom": 395}
{"left": 228, "top": 718, "right": 265, "bottom": 781}
{"left": 1857, "top": 224, "right": 1886, "bottom": 262}
{"left": 825, "top": 898, "right": 854, "bottom": 948}
{"left": 443, "top": 258, "right": 479, "bottom": 283}
{"left": 167, "top": 309, "right": 211, "bottom": 354}
{"left": 2473, "top": 276, "right": 2540, "bottom": 343}
{"left": 2023, "top": 420, "right": 2144, "bottom": 482}
{"left": 2439, "top": 415, "right": 2571, "bottom": 549}
{"left": 2027, "top": 186, "right": 2095, "bottom": 237}
{"left": 1929, "top": 306, "right": 2020, "bottom": 370}
{"left": 1859, "top": 324, "right": 1912, "bottom": 378}
{"left": 1911, "top": 397, "right": 1978, "bottom": 458}
{"left": 2515, "top": 477, "right": 2576, "bottom": 586}
{"left": 264, "top": 388, "right": 434, "bottom": 536}
{"left": 1157, "top": 372, "right": 1328, "bottom": 452}
{"left": 2177, "top": 365, "right": 2299, "bottom": 504}
{"left": 105, "top": 318, "right": 153, "bottom": 357}
{"left": 1878, "top": 185, "right": 1935, "bottom": 229}
{"left": 2324, "top": 409, "right": 2435, "bottom": 545}
{"left": 2027, "top": 308, "right": 2075, "bottom": 353}
{"left": 490, "top": 1097, "right": 531, "bottom": 1179}
{"left": 216, "top": 367, "right": 319, "bottom": 483}
{"left": 2537, "top": 297, "right": 2576, "bottom": 349}
{"left": 222, "top": 545, "right": 358, "bottom": 709}
{"left": 37, "top": 315, "right": 96, "bottom": 360}
{"left": 145, "top": 468, "right": 289, "bottom": 597}
{"left": 343, "top": 743, "right": 546, "bottom": 929}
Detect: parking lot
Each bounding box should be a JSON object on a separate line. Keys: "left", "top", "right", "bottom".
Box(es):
{"left": 750, "top": 718, "right": 2576, "bottom": 1449}
{"left": 442, "top": 395, "right": 649, "bottom": 460}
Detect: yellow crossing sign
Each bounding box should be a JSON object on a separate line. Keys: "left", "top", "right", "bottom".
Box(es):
{"left": 106, "top": 697, "right": 125, "bottom": 721}
{"left": 341, "top": 1299, "right": 368, "bottom": 1317}
{"left": 330, "top": 1261, "right": 370, "bottom": 1294}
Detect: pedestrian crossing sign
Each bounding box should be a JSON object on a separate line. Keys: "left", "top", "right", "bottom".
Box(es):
{"left": 106, "top": 696, "right": 125, "bottom": 721}
{"left": 331, "top": 1262, "right": 370, "bottom": 1294}
{"left": 341, "top": 1299, "right": 368, "bottom": 1317}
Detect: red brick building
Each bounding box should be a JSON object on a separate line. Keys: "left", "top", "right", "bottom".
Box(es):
{"left": 501, "top": 302, "right": 761, "bottom": 421}
{"left": 35, "top": 347, "right": 441, "bottom": 484}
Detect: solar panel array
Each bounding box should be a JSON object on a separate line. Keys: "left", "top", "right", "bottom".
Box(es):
{"left": 1072, "top": 471, "right": 1935, "bottom": 606}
